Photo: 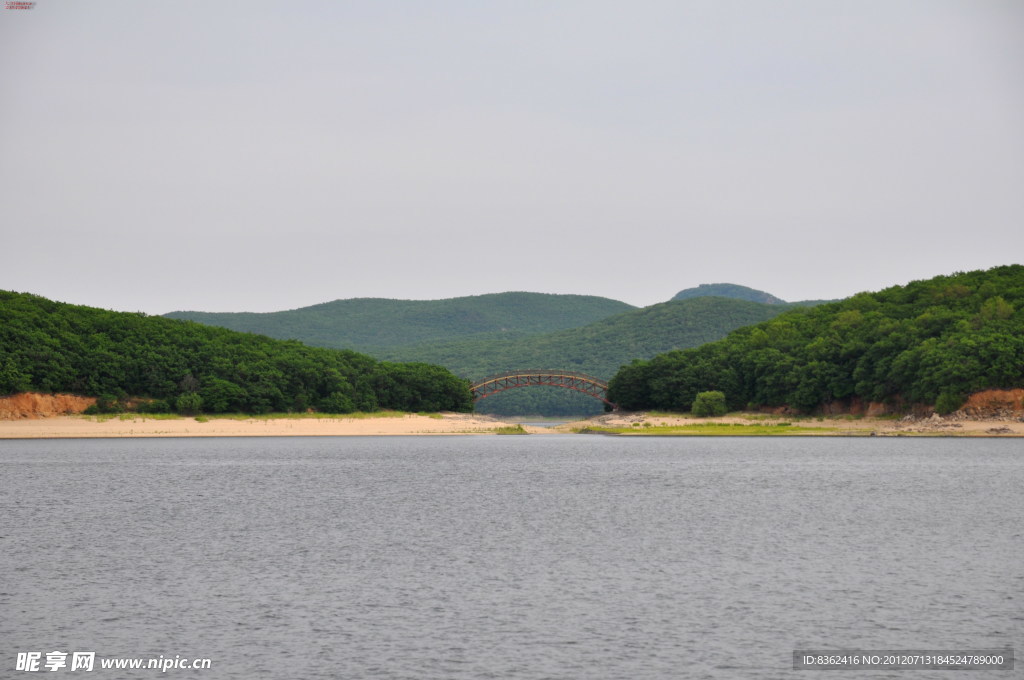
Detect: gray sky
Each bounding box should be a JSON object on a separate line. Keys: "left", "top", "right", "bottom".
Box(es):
{"left": 2, "top": 1, "right": 1022, "bottom": 314}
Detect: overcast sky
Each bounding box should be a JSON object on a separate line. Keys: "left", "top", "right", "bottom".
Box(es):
{"left": 2, "top": 1, "right": 1022, "bottom": 314}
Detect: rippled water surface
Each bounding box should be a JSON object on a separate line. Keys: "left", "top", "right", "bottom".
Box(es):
{"left": 2, "top": 436, "right": 1021, "bottom": 678}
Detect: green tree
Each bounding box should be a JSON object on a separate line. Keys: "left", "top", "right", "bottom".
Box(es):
{"left": 175, "top": 392, "right": 203, "bottom": 415}
{"left": 319, "top": 391, "right": 356, "bottom": 414}
{"left": 934, "top": 390, "right": 963, "bottom": 415}
{"left": 199, "top": 378, "right": 247, "bottom": 413}
{"left": 692, "top": 391, "right": 728, "bottom": 417}
{"left": 0, "top": 357, "right": 30, "bottom": 394}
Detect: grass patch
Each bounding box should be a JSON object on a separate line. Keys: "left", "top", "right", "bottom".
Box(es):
{"left": 80, "top": 414, "right": 117, "bottom": 423}
{"left": 577, "top": 422, "right": 847, "bottom": 436}
{"left": 82, "top": 413, "right": 187, "bottom": 422}
{"left": 494, "top": 424, "right": 529, "bottom": 435}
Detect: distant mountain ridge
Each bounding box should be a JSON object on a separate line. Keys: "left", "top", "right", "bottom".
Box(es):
{"left": 673, "top": 283, "right": 836, "bottom": 308}
{"left": 165, "top": 285, "right": 833, "bottom": 415}
{"left": 383, "top": 297, "right": 789, "bottom": 380}
{"left": 383, "top": 296, "right": 794, "bottom": 415}
{"left": 672, "top": 283, "right": 786, "bottom": 305}
{"left": 166, "top": 292, "right": 635, "bottom": 354}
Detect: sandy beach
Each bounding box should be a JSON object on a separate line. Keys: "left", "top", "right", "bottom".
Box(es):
{"left": 1, "top": 411, "right": 1021, "bottom": 438}
{"left": 0, "top": 412, "right": 548, "bottom": 439}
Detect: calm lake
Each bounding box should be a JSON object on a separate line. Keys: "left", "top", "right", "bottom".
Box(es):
{"left": 2, "top": 435, "right": 1021, "bottom": 679}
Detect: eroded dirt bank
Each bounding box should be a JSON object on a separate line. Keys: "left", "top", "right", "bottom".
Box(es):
{"left": 961, "top": 389, "right": 1024, "bottom": 417}
{"left": 0, "top": 393, "right": 96, "bottom": 419}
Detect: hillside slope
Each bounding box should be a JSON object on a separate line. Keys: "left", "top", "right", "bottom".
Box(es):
{"left": 611, "top": 265, "right": 1024, "bottom": 414}
{"left": 385, "top": 297, "right": 790, "bottom": 379}
{"left": 0, "top": 291, "right": 472, "bottom": 414}
{"left": 165, "top": 292, "right": 635, "bottom": 353}
{"left": 385, "top": 297, "right": 795, "bottom": 415}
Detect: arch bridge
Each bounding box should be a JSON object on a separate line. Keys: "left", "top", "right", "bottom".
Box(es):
{"left": 470, "top": 370, "right": 616, "bottom": 408}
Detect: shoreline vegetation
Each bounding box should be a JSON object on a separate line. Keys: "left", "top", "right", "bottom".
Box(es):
{"left": 2, "top": 267, "right": 1021, "bottom": 433}
{"left": 0, "top": 290, "right": 474, "bottom": 417}
{"left": 0, "top": 410, "right": 1021, "bottom": 439}
{"left": 608, "top": 266, "right": 1024, "bottom": 416}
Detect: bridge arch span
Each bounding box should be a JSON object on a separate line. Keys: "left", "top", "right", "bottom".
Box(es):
{"left": 470, "top": 370, "right": 616, "bottom": 408}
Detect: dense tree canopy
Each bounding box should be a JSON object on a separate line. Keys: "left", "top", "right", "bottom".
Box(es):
{"left": 387, "top": 297, "right": 796, "bottom": 415}
{"left": 168, "top": 291, "right": 802, "bottom": 416}
{"left": 609, "top": 266, "right": 1024, "bottom": 413}
{"left": 0, "top": 291, "right": 473, "bottom": 414}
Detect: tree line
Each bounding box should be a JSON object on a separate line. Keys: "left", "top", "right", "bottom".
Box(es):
{"left": 0, "top": 291, "right": 473, "bottom": 414}
{"left": 608, "top": 266, "right": 1024, "bottom": 414}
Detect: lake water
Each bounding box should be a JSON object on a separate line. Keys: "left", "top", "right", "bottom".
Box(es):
{"left": 2, "top": 435, "right": 1021, "bottom": 679}
{"left": 507, "top": 419, "right": 576, "bottom": 428}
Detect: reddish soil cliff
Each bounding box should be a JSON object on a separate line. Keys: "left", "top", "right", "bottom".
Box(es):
{"left": 961, "top": 389, "right": 1024, "bottom": 418}
{"left": 0, "top": 393, "right": 96, "bottom": 419}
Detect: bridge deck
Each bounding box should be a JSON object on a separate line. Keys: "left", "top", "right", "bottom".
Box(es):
{"left": 470, "top": 370, "right": 615, "bottom": 407}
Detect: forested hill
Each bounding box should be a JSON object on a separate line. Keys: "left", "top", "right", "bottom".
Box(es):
{"left": 168, "top": 290, "right": 819, "bottom": 417}
{"left": 383, "top": 297, "right": 790, "bottom": 380}
{"left": 609, "top": 265, "right": 1024, "bottom": 414}
{"left": 0, "top": 291, "right": 472, "bottom": 414}
{"left": 671, "top": 282, "right": 834, "bottom": 307}
{"left": 165, "top": 292, "right": 635, "bottom": 353}
{"left": 385, "top": 297, "right": 795, "bottom": 416}
{"left": 160, "top": 287, "right": 826, "bottom": 417}
{"left": 672, "top": 283, "right": 787, "bottom": 305}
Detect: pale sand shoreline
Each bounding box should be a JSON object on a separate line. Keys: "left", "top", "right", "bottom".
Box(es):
{"left": 0, "top": 413, "right": 543, "bottom": 439}
{"left": 1, "top": 412, "right": 1022, "bottom": 438}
